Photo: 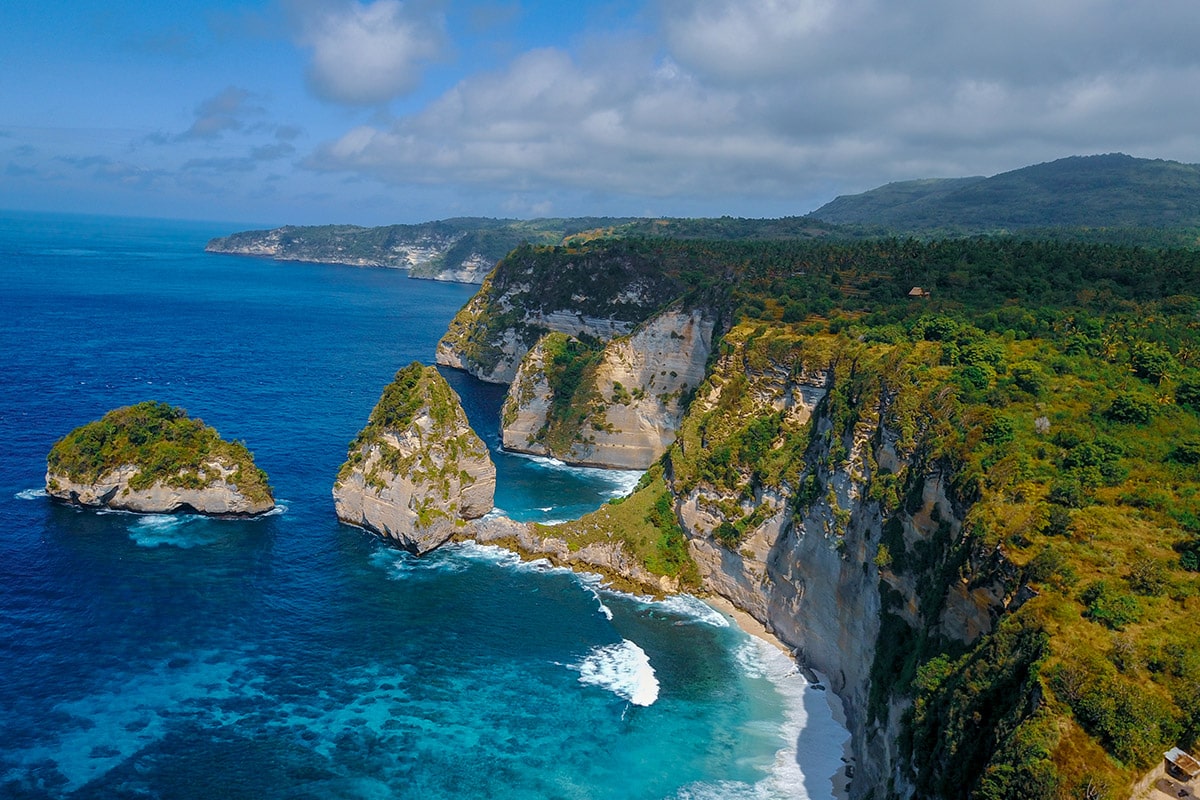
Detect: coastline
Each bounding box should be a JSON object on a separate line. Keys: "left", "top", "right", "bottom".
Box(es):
{"left": 461, "top": 515, "right": 854, "bottom": 800}
{"left": 703, "top": 594, "right": 852, "bottom": 800}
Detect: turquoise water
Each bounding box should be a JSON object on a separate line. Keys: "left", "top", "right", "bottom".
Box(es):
{"left": 0, "top": 211, "right": 846, "bottom": 799}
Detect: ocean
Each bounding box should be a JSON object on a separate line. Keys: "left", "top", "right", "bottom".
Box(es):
{"left": 0, "top": 211, "right": 847, "bottom": 799}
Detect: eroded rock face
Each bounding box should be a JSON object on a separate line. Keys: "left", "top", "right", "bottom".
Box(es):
{"left": 435, "top": 244, "right": 690, "bottom": 383}
{"left": 663, "top": 333, "right": 1025, "bottom": 800}
{"left": 499, "top": 307, "right": 714, "bottom": 469}
{"left": 46, "top": 460, "right": 274, "bottom": 516}
{"left": 333, "top": 363, "right": 495, "bottom": 555}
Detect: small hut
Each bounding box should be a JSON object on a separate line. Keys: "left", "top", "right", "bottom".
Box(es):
{"left": 1165, "top": 747, "right": 1200, "bottom": 782}
{"left": 907, "top": 286, "right": 931, "bottom": 299}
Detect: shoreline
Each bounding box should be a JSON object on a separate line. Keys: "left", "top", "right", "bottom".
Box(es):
{"left": 702, "top": 594, "right": 852, "bottom": 800}
{"left": 459, "top": 520, "right": 855, "bottom": 800}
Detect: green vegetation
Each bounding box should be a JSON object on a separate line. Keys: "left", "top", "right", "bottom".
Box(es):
{"left": 546, "top": 465, "right": 699, "bottom": 586}
{"left": 501, "top": 230, "right": 1200, "bottom": 799}
{"left": 337, "top": 363, "right": 488, "bottom": 498}
{"left": 810, "top": 153, "right": 1200, "bottom": 248}
{"left": 46, "top": 401, "right": 271, "bottom": 502}
{"left": 208, "top": 217, "right": 648, "bottom": 272}
{"left": 530, "top": 333, "right": 605, "bottom": 454}
{"left": 438, "top": 238, "right": 718, "bottom": 378}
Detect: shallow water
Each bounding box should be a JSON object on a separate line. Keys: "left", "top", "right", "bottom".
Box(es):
{"left": 0, "top": 211, "right": 847, "bottom": 798}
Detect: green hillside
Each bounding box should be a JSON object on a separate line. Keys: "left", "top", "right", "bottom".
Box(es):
{"left": 810, "top": 154, "right": 1200, "bottom": 245}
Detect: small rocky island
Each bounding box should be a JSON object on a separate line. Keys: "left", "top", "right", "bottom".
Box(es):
{"left": 46, "top": 401, "right": 275, "bottom": 515}
{"left": 333, "top": 363, "right": 495, "bottom": 554}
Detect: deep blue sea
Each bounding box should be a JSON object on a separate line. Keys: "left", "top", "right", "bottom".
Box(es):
{"left": 0, "top": 211, "right": 847, "bottom": 799}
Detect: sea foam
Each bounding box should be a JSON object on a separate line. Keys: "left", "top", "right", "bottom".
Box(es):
{"left": 734, "top": 637, "right": 848, "bottom": 800}
{"left": 127, "top": 514, "right": 227, "bottom": 548}
{"left": 508, "top": 451, "right": 644, "bottom": 497}
{"left": 15, "top": 488, "right": 47, "bottom": 500}
{"left": 655, "top": 595, "right": 733, "bottom": 628}
{"left": 370, "top": 546, "right": 467, "bottom": 579}
{"left": 572, "top": 639, "right": 660, "bottom": 707}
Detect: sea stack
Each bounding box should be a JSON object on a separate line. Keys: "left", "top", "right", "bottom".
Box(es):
{"left": 45, "top": 401, "right": 275, "bottom": 516}
{"left": 333, "top": 363, "right": 495, "bottom": 554}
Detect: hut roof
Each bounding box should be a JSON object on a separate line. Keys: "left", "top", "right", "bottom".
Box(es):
{"left": 1167, "top": 747, "right": 1200, "bottom": 778}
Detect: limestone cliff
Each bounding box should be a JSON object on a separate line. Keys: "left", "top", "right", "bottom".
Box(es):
{"left": 478, "top": 324, "right": 1037, "bottom": 799}
{"left": 437, "top": 235, "right": 1200, "bottom": 799}
{"left": 333, "top": 363, "right": 495, "bottom": 554}
{"left": 499, "top": 307, "right": 714, "bottom": 469}
{"left": 46, "top": 463, "right": 274, "bottom": 516}
{"left": 435, "top": 242, "right": 695, "bottom": 382}
{"left": 45, "top": 401, "right": 274, "bottom": 516}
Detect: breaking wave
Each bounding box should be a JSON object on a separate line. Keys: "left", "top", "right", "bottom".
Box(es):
{"left": 571, "top": 639, "right": 659, "bottom": 707}
{"left": 654, "top": 595, "right": 733, "bottom": 628}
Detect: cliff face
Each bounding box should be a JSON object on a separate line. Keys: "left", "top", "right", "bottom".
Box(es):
{"left": 434, "top": 235, "right": 1200, "bottom": 799}
{"left": 664, "top": 327, "right": 1039, "bottom": 798}
{"left": 333, "top": 363, "right": 495, "bottom": 554}
{"left": 47, "top": 460, "right": 273, "bottom": 516}
{"left": 500, "top": 307, "right": 714, "bottom": 469}
{"left": 435, "top": 242, "right": 694, "bottom": 383}
{"left": 45, "top": 401, "right": 274, "bottom": 516}
{"left": 471, "top": 324, "right": 1035, "bottom": 798}
{"left": 206, "top": 217, "right": 675, "bottom": 285}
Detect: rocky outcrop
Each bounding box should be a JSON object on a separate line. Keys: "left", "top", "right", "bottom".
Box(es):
{"left": 333, "top": 363, "right": 495, "bottom": 554}
{"left": 661, "top": 328, "right": 1033, "bottom": 799}
{"left": 409, "top": 252, "right": 492, "bottom": 283}
{"left": 464, "top": 515, "right": 683, "bottom": 595}
{"left": 435, "top": 242, "right": 693, "bottom": 383}
{"left": 47, "top": 460, "right": 273, "bottom": 515}
{"left": 499, "top": 307, "right": 714, "bottom": 469}
{"left": 45, "top": 401, "right": 275, "bottom": 516}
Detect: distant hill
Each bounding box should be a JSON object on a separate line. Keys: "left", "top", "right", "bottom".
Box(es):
{"left": 206, "top": 217, "right": 648, "bottom": 283}
{"left": 206, "top": 216, "right": 845, "bottom": 283}
{"left": 810, "top": 154, "right": 1200, "bottom": 243}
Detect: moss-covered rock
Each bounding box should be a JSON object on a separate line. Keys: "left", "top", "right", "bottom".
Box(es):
{"left": 333, "top": 363, "right": 495, "bottom": 554}
{"left": 45, "top": 401, "right": 274, "bottom": 515}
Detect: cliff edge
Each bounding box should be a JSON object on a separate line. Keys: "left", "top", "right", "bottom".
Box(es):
{"left": 435, "top": 241, "right": 696, "bottom": 383}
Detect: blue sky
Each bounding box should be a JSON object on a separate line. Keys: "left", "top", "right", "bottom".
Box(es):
{"left": 3, "top": 0, "right": 1199, "bottom": 227}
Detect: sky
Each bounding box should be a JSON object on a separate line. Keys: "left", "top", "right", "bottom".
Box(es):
{"left": 3, "top": 0, "right": 1200, "bottom": 227}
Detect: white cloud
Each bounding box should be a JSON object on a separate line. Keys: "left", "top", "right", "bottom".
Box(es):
{"left": 304, "top": 0, "right": 1200, "bottom": 216}
{"left": 659, "top": 0, "right": 847, "bottom": 81}
{"left": 180, "top": 87, "right": 264, "bottom": 140}
{"left": 295, "top": 0, "right": 445, "bottom": 106}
